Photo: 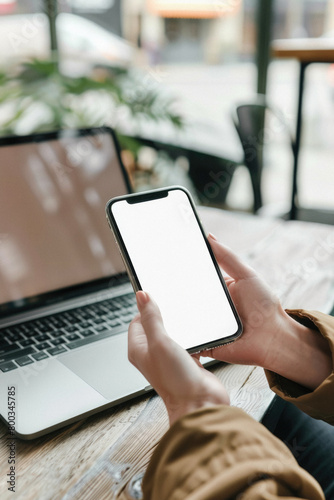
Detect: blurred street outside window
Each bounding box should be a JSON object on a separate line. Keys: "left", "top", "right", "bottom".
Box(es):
{"left": 0, "top": 0, "right": 333, "bottom": 211}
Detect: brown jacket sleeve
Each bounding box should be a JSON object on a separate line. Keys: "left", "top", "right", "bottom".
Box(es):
{"left": 142, "top": 405, "right": 324, "bottom": 500}
{"left": 142, "top": 309, "right": 334, "bottom": 499}
{"left": 265, "top": 309, "right": 334, "bottom": 425}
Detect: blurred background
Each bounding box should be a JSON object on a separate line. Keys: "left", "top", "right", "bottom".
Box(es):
{"left": 0, "top": 0, "right": 333, "bottom": 216}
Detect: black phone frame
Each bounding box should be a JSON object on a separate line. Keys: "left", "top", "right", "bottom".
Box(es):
{"left": 106, "top": 186, "right": 243, "bottom": 353}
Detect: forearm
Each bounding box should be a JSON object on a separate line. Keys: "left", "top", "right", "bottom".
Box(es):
{"left": 263, "top": 309, "right": 332, "bottom": 391}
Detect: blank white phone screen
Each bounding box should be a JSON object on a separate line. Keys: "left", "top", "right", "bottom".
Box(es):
{"left": 111, "top": 189, "right": 238, "bottom": 350}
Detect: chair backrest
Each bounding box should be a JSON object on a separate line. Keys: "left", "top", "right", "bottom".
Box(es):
{"left": 232, "top": 94, "right": 295, "bottom": 213}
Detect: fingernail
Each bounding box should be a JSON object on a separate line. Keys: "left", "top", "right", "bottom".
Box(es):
{"left": 208, "top": 233, "right": 218, "bottom": 241}
{"left": 136, "top": 291, "right": 149, "bottom": 307}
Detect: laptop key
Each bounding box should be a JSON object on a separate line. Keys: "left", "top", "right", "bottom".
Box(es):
{"left": 24, "top": 321, "right": 38, "bottom": 330}
{"left": 107, "top": 304, "right": 120, "bottom": 312}
{"left": 69, "top": 312, "right": 83, "bottom": 322}
{"left": 51, "top": 319, "right": 67, "bottom": 328}
{"left": 51, "top": 338, "right": 66, "bottom": 346}
{"left": 77, "top": 310, "right": 95, "bottom": 320}
{"left": 47, "top": 346, "right": 67, "bottom": 356}
{"left": 104, "top": 312, "right": 117, "bottom": 320}
{"left": 95, "top": 310, "right": 108, "bottom": 317}
{"left": 92, "top": 318, "right": 105, "bottom": 324}
{"left": 0, "top": 343, "right": 20, "bottom": 355}
{"left": 31, "top": 352, "right": 49, "bottom": 361}
{"left": 24, "top": 329, "right": 39, "bottom": 338}
{"left": 20, "top": 324, "right": 31, "bottom": 333}
{"left": 117, "top": 307, "right": 129, "bottom": 317}
{"left": 35, "top": 334, "right": 51, "bottom": 342}
{"left": 0, "top": 337, "right": 11, "bottom": 346}
{"left": 36, "top": 342, "right": 52, "bottom": 351}
{"left": 95, "top": 325, "right": 108, "bottom": 332}
{"left": 0, "top": 347, "right": 36, "bottom": 363}
{"left": 52, "top": 330, "right": 65, "bottom": 338}
{"left": 110, "top": 319, "right": 123, "bottom": 328}
{"left": 64, "top": 326, "right": 79, "bottom": 333}
{"left": 20, "top": 339, "right": 36, "bottom": 347}
{"left": 119, "top": 314, "right": 134, "bottom": 324}
{"left": 36, "top": 323, "right": 53, "bottom": 333}
{"left": 65, "top": 333, "right": 81, "bottom": 342}
{"left": 67, "top": 325, "right": 125, "bottom": 350}
{"left": 11, "top": 325, "right": 26, "bottom": 335}
{"left": 78, "top": 322, "right": 91, "bottom": 329}
{"left": 81, "top": 329, "right": 95, "bottom": 337}
{"left": 16, "top": 356, "right": 34, "bottom": 367}
{"left": 0, "top": 361, "right": 17, "bottom": 372}
{"left": 7, "top": 332, "right": 25, "bottom": 342}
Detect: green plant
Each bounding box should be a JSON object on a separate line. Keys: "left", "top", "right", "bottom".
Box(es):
{"left": 0, "top": 59, "right": 183, "bottom": 142}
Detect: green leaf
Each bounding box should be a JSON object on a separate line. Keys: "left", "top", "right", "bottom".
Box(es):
{"left": 0, "top": 58, "right": 184, "bottom": 159}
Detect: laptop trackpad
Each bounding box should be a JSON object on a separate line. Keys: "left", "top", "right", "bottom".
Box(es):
{"left": 59, "top": 334, "right": 148, "bottom": 400}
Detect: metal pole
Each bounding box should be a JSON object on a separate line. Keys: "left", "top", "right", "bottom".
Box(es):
{"left": 256, "top": 0, "right": 274, "bottom": 95}
{"left": 45, "top": 0, "right": 58, "bottom": 62}
{"left": 290, "top": 62, "right": 308, "bottom": 220}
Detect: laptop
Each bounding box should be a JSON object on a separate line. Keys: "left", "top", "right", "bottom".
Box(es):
{"left": 0, "top": 127, "right": 150, "bottom": 439}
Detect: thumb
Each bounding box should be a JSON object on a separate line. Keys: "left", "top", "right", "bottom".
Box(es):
{"left": 136, "top": 291, "right": 166, "bottom": 340}
{"left": 208, "top": 233, "right": 255, "bottom": 280}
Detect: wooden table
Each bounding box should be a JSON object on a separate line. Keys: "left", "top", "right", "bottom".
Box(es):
{"left": 271, "top": 38, "right": 334, "bottom": 220}
{"left": 1, "top": 207, "right": 334, "bottom": 500}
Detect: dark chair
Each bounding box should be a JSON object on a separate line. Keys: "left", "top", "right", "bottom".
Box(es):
{"left": 118, "top": 134, "right": 238, "bottom": 207}
{"left": 232, "top": 94, "right": 296, "bottom": 214}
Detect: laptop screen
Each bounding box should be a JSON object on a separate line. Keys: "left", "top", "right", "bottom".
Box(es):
{"left": 0, "top": 128, "right": 129, "bottom": 315}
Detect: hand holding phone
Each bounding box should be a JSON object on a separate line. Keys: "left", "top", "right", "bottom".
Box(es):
{"left": 106, "top": 187, "right": 242, "bottom": 353}
{"left": 128, "top": 290, "right": 230, "bottom": 425}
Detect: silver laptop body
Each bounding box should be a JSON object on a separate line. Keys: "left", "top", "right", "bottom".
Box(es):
{"left": 0, "top": 128, "right": 148, "bottom": 439}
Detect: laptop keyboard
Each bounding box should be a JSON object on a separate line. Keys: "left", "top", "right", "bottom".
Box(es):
{"left": 0, "top": 292, "right": 137, "bottom": 373}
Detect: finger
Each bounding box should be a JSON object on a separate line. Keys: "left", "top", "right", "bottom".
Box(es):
{"left": 208, "top": 234, "right": 255, "bottom": 280}
{"left": 128, "top": 312, "right": 141, "bottom": 339}
{"left": 224, "top": 277, "right": 234, "bottom": 286}
{"left": 128, "top": 316, "right": 142, "bottom": 342}
{"left": 128, "top": 315, "right": 144, "bottom": 345}
{"left": 128, "top": 313, "right": 141, "bottom": 339}
{"left": 136, "top": 291, "right": 166, "bottom": 340}
{"left": 128, "top": 317, "right": 145, "bottom": 364}
{"left": 198, "top": 347, "right": 214, "bottom": 359}
{"left": 191, "top": 352, "right": 201, "bottom": 361}
{"left": 191, "top": 355, "right": 205, "bottom": 369}
{"left": 130, "top": 312, "right": 141, "bottom": 324}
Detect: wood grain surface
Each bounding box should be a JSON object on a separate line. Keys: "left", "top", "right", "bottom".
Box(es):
{"left": 1, "top": 208, "right": 334, "bottom": 500}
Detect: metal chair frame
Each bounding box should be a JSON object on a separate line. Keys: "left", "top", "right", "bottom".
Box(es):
{"left": 232, "top": 94, "right": 296, "bottom": 214}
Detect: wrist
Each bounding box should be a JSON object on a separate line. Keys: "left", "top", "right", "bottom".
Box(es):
{"left": 262, "top": 310, "right": 332, "bottom": 390}
{"left": 166, "top": 393, "right": 230, "bottom": 426}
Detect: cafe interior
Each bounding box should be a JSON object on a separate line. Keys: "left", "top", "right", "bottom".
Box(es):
{"left": 0, "top": 1, "right": 334, "bottom": 499}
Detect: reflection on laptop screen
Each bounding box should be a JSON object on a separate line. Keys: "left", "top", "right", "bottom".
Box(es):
{"left": 0, "top": 130, "right": 128, "bottom": 311}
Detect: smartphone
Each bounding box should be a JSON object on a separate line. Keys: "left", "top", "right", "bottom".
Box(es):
{"left": 106, "top": 186, "right": 242, "bottom": 353}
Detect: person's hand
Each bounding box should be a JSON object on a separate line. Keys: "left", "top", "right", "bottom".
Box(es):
{"left": 201, "top": 233, "right": 287, "bottom": 369}
{"left": 202, "top": 234, "right": 332, "bottom": 390}
{"left": 128, "top": 291, "right": 229, "bottom": 426}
